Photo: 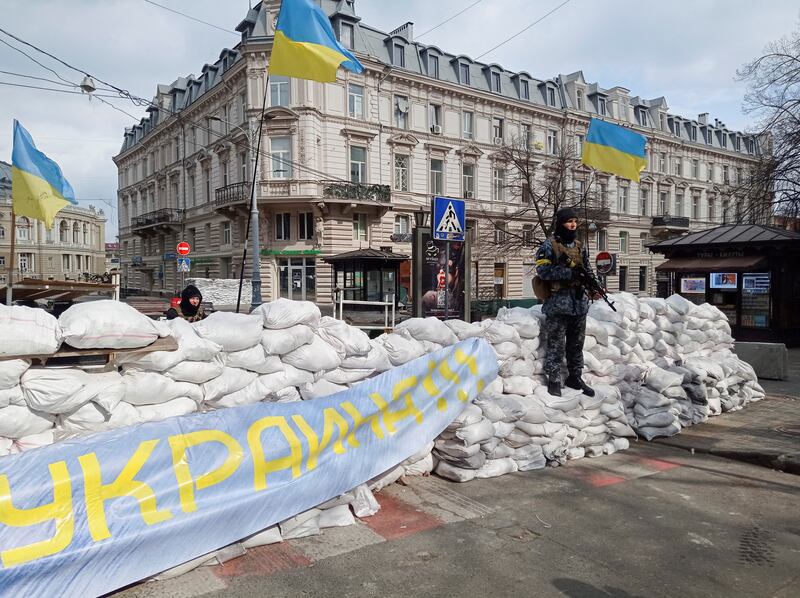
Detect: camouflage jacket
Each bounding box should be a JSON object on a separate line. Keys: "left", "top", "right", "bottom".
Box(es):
{"left": 535, "top": 238, "right": 593, "bottom": 316}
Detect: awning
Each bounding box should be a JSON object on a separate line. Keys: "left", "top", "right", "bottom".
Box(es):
{"left": 655, "top": 255, "right": 767, "bottom": 272}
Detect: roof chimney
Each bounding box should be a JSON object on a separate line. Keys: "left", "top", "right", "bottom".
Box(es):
{"left": 389, "top": 22, "right": 414, "bottom": 41}
{"left": 698, "top": 113, "right": 708, "bottom": 125}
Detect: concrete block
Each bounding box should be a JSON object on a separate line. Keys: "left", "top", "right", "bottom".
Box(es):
{"left": 734, "top": 342, "right": 788, "bottom": 380}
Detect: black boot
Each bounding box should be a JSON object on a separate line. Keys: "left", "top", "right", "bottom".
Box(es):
{"left": 565, "top": 375, "right": 595, "bottom": 397}
{"left": 547, "top": 380, "right": 562, "bottom": 397}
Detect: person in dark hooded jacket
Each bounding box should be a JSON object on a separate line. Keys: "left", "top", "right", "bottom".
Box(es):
{"left": 165, "top": 284, "right": 207, "bottom": 322}
{"left": 535, "top": 207, "right": 595, "bottom": 398}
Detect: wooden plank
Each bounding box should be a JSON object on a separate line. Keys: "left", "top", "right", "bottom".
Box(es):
{"left": 0, "top": 335, "right": 178, "bottom": 363}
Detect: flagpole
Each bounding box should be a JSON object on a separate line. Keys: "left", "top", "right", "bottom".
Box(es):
{"left": 6, "top": 209, "right": 15, "bottom": 305}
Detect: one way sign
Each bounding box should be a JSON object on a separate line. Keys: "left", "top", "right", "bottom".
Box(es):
{"left": 432, "top": 196, "right": 466, "bottom": 241}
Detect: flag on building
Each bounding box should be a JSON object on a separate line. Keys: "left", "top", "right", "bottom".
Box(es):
{"left": 582, "top": 118, "right": 647, "bottom": 182}
{"left": 269, "top": 0, "right": 364, "bottom": 83}
{"left": 11, "top": 120, "right": 76, "bottom": 228}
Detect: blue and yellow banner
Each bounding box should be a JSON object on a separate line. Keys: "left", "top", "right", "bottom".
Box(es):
{"left": 582, "top": 118, "right": 647, "bottom": 182}
{"left": 0, "top": 339, "right": 497, "bottom": 597}
{"left": 270, "top": 0, "right": 364, "bottom": 83}
{"left": 11, "top": 120, "right": 77, "bottom": 228}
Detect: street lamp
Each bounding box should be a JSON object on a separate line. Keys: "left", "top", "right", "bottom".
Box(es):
{"left": 209, "top": 116, "right": 262, "bottom": 309}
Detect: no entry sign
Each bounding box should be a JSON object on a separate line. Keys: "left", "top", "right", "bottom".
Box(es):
{"left": 595, "top": 251, "right": 614, "bottom": 275}
{"left": 176, "top": 242, "right": 191, "bottom": 256}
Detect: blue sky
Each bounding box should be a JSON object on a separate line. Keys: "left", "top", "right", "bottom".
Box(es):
{"left": 0, "top": 0, "right": 797, "bottom": 241}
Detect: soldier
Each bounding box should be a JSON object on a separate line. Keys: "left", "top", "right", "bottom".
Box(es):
{"left": 534, "top": 207, "right": 595, "bottom": 397}
{"left": 165, "top": 284, "right": 208, "bottom": 322}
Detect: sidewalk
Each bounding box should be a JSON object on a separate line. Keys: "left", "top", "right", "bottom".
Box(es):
{"left": 656, "top": 348, "right": 800, "bottom": 474}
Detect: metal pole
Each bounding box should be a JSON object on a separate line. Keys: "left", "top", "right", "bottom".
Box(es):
{"left": 444, "top": 241, "right": 450, "bottom": 320}
{"left": 6, "top": 210, "right": 16, "bottom": 305}
{"left": 249, "top": 125, "right": 262, "bottom": 308}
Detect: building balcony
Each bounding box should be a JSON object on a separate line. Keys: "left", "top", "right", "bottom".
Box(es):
{"left": 390, "top": 232, "right": 413, "bottom": 243}
{"left": 651, "top": 215, "right": 690, "bottom": 236}
{"left": 214, "top": 181, "right": 250, "bottom": 217}
{"left": 321, "top": 181, "right": 391, "bottom": 203}
{"left": 131, "top": 209, "right": 181, "bottom": 237}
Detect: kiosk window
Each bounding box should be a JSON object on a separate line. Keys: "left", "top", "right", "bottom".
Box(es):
{"left": 741, "top": 272, "right": 770, "bottom": 328}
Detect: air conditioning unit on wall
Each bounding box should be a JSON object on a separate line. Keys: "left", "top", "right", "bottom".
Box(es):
{"left": 493, "top": 137, "right": 504, "bottom": 145}
{"left": 431, "top": 125, "right": 442, "bottom": 135}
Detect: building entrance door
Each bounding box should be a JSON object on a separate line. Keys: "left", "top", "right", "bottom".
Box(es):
{"left": 278, "top": 258, "right": 316, "bottom": 301}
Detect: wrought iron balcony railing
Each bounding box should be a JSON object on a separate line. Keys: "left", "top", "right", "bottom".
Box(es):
{"left": 131, "top": 208, "right": 181, "bottom": 229}
{"left": 215, "top": 182, "right": 249, "bottom": 207}
{"left": 651, "top": 215, "right": 690, "bottom": 229}
{"left": 321, "top": 181, "right": 391, "bottom": 203}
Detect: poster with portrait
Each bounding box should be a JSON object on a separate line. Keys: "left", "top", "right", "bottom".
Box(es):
{"left": 413, "top": 230, "right": 466, "bottom": 319}
{"left": 680, "top": 277, "right": 706, "bottom": 294}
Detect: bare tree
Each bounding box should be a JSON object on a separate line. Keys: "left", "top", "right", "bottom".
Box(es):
{"left": 736, "top": 24, "right": 800, "bottom": 223}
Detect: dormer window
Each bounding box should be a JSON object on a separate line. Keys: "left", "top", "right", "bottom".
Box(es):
{"left": 576, "top": 89, "right": 584, "bottom": 110}
{"left": 459, "top": 63, "right": 470, "bottom": 85}
{"left": 491, "top": 72, "right": 501, "bottom": 93}
{"left": 546, "top": 86, "right": 556, "bottom": 107}
{"left": 721, "top": 132, "right": 727, "bottom": 148}
{"left": 735, "top": 136, "right": 741, "bottom": 151}
{"left": 428, "top": 54, "right": 439, "bottom": 79}
{"left": 690, "top": 125, "right": 698, "bottom": 142}
{"left": 520, "top": 79, "right": 529, "bottom": 100}
{"left": 393, "top": 43, "right": 405, "bottom": 67}
{"left": 706, "top": 128, "right": 713, "bottom": 144}
{"left": 636, "top": 107, "right": 648, "bottom": 126}
{"left": 341, "top": 23, "right": 354, "bottom": 50}
{"left": 597, "top": 96, "right": 607, "bottom": 116}
{"left": 672, "top": 118, "right": 681, "bottom": 136}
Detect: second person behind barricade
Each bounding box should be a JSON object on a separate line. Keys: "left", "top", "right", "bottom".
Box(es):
{"left": 165, "top": 284, "right": 207, "bottom": 323}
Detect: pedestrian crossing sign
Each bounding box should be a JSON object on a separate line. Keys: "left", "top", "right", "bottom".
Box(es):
{"left": 432, "top": 196, "right": 466, "bottom": 241}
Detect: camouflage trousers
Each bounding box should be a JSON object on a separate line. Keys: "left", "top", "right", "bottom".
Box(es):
{"left": 542, "top": 313, "right": 586, "bottom": 383}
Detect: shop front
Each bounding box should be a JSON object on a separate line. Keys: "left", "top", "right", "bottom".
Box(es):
{"left": 649, "top": 224, "right": 800, "bottom": 346}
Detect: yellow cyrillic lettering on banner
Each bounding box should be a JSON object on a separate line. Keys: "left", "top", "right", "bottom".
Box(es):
{"left": 369, "top": 376, "right": 424, "bottom": 434}
{"left": 438, "top": 358, "right": 461, "bottom": 386}
{"left": 292, "top": 407, "right": 352, "bottom": 472}
{"left": 458, "top": 388, "right": 468, "bottom": 402}
{"left": 340, "top": 401, "right": 385, "bottom": 445}
{"left": 248, "top": 416, "right": 303, "bottom": 491}
{"left": 168, "top": 430, "right": 244, "bottom": 513}
{"left": 420, "top": 361, "right": 446, "bottom": 411}
{"left": 0, "top": 461, "right": 74, "bottom": 568}
{"left": 79, "top": 441, "right": 172, "bottom": 542}
{"left": 477, "top": 378, "right": 486, "bottom": 393}
{"left": 453, "top": 348, "right": 479, "bottom": 376}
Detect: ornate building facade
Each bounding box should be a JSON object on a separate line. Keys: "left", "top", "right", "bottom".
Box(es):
{"left": 114, "top": 0, "right": 764, "bottom": 304}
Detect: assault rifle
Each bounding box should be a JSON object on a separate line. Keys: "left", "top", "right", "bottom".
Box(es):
{"left": 574, "top": 264, "right": 617, "bottom": 312}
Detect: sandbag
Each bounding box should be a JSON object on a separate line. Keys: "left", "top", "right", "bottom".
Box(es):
{"left": 224, "top": 346, "right": 283, "bottom": 374}
{"left": 252, "top": 298, "right": 321, "bottom": 329}
{"left": 316, "top": 317, "right": 373, "bottom": 356}
{"left": 20, "top": 367, "right": 89, "bottom": 414}
{"left": 261, "top": 325, "right": 315, "bottom": 356}
{"left": 282, "top": 335, "right": 342, "bottom": 372}
{"left": 377, "top": 333, "right": 425, "bottom": 366}
{"left": 0, "top": 359, "right": 31, "bottom": 390}
{"left": 340, "top": 342, "right": 392, "bottom": 372}
{"left": 164, "top": 356, "right": 225, "bottom": 384}
{"left": 0, "top": 405, "right": 55, "bottom": 438}
{"left": 194, "top": 312, "right": 263, "bottom": 352}
{"left": 0, "top": 305, "right": 61, "bottom": 356}
{"left": 202, "top": 367, "right": 259, "bottom": 403}
{"left": 0, "top": 386, "right": 24, "bottom": 409}
{"left": 124, "top": 371, "right": 203, "bottom": 405}
{"left": 59, "top": 300, "right": 166, "bottom": 349}
{"left": 57, "top": 401, "right": 140, "bottom": 434}
{"left": 395, "top": 317, "right": 459, "bottom": 346}
{"left": 299, "top": 379, "right": 347, "bottom": 400}
{"left": 136, "top": 397, "right": 198, "bottom": 422}
{"left": 444, "top": 319, "right": 483, "bottom": 340}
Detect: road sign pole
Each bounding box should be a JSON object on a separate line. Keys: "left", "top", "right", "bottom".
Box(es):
{"left": 444, "top": 242, "right": 450, "bottom": 320}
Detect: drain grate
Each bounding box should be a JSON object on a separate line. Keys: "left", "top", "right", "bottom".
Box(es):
{"left": 738, "top": 525, "right": 775, "bottom": 566}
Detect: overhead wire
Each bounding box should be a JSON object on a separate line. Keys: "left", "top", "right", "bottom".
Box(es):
{"left": 140, "top": 0, "right": 239, "bottom": 36}
{"left": 475, "top": 0, "right": 572, "bottom": 60}
{"left": 416, "top": 0, "right": 484, "bottom": 39}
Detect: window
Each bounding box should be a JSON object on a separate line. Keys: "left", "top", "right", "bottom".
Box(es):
{"left": 462, "top": 164, "right": 475, "bottom": 198}
{"left": 271, "top": 137, "right": 292, "bottom": 178}
{"left": 429, "top": 159, "right": 444, "bottom": 195}
{"left": 546, "top": 129, "right": 557, "bottom": 154}
{"left": 348, "top": 84, "right": 364, "bottom": 118}
{"left": 692, "top": 194, "right": 700, "bottom": 219}
{"left": 707, "top": 163, "right": 714, "bottom": 182}
{"left": 575, "top": 134, "right": 584, "bottom": 158}
{"left": 459, "top": 63, "right": 470, "bottom": 85}
{"left": 708, "top": 197, "right": 715, "bottom": 221}
{"left": 352, "top": 213, "right": 367, "bottom": 241}
{"left": 598, "top": 229, "right": 608, "bottom": 251}
{"left": 275, "top": 213, "right": 291, "bottom": 241}
{"left": 639, "top": 232, "right": 649, "bottom": 252}
{"left": 72, "top": 223, "right": 79, "bottom": 244}
{"left": 494, "top": 222, "right": 507, "bottom": 244}
{"left": 221, "top": 159, "right": 229, "bottom": 186}
{"left": 16, "top": 217, "right": 30, "bottom": 241}
{"left": 672, "top": 119, "right": 681, "bottom": 136}
{"left": 618, "top": 186, "right": 629, "bottom": 213}
{"left": 638, "top": 266, "right": 647, "bottom": 292}
{"left": 692, "top": 159, "right": 699, "bottom": 179}
{"left": 690, "top": 125, "right": 698, "bottom": 142}
{"left": 522, "top": 224, "right": 534, "bottom": 245}
{"left": 706, "top": 128, "right": 714, "bottom": 144}
{"left": 394, "top": 154, "right": 409, "bottom": 191}
{"left": 394, "top": 95, "right": 409, "bottom": 129}
{"left": 298, "top": 212, "right": 314, "bottom": 240}
{"left": 428, "top": 54, "right": 439, "bottom": 79}
{"left": 83, "top": 224, "right": 89, "bottom": 245}
{"left": 618, "top": 265, "right": 628, "bottom": 292}
{"left": 574, "top": 179, "right": 585, "bottom": 195}
{"left": 597, "top": 96, "right": 607, "bottom": 116}
{"left": 637, "top": 108, "right": 648, "bottom": 126}
{"left": 639, "top": 186, "right": 649, "bottom": 215}
{"left": 673, "top": 157, "right": 682, "bottom": 177}
{"left": 59, "top": 220, "right": 68, "bottom": 242}
{"left": 340, "top": 22, "right": 354, "bottom": 49}
{"left": 492, "top": 168, "right": 505, "bottom": 201}
{"left": 0, "top": 256, "right": 4, "bottom": 266}
{"left": 619, "top": 231, "right": 629, "bottom": 253}
{"left": 723, "top": 165, "right": 730, "bottom": 184}
{"left": 239, "top": 92, "right": 247, "bottom": 122}
{"left": 675, "top": 191, "right": 684, "bottom": 216}
{"left": 0, "top": 225, "right": 4, "bottom": 239}
{"left": 522, "top": 124, "right": 532, "bottom": 149}
{"left": 222, "top": 221, "right": 232, "bottom": 245}
{"left": 658, "top": 153, "right": 666, "bottom": 173}
{"left": 492, "top": 117, "right": 504, "bottom": 142}
{"left": 350, "top": 146, "right": 366, "bottom": 183}
{"left": 62, "top": 254, "right": 71, "bottom": 272}
{"left": 658, "top": 191, "right": 668, "bottom": 215}
{"left": 576, "top": 89, "right": 584, "bottom": 110}
{"left": 599, "top": 182, "right": 608, "bottom": 206}
{"left": 520, "top": 79, "right": 529, "bottom": 100}
{"left": 721, "top": 133, "right": 727, "bottom": 148}
{"left": 429, "top": 103, "right": 442, "bottom": 129}
{"left": 203, "top": 168, "right": 211, "bottom": 202}
{"left": 393, "top": 43, "right": 405, "bottom": 67}
{"left": 239, "top": 151, "right": 248, "bottom": 182}
{"left": 270, "top": 76, "right": 290, "bottom": 107}
{"left": 546, "top": 86, "right": 556, "bottom": 107}
{"left": 736, "top": 167, "right": 743, "bottom": 184}
{"left": 462, "top": 111, "right": 474, "bottom": 139}
{"left": 722, "top": 198, "right": 730, "bottom": 223}
{"left": 394, "top": 215, "right": 410, "bottom": 234}
{"left": 491, "top": 72, "right": 501, "bottom": 93}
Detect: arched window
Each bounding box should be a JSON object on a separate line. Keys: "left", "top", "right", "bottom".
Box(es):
{"left": 83, "top": 224, "right": 89, "bottom": 245}
{"left": 16, "top": 217, "right": 30, "bottom": 241}
{"left": 59, "top": 221, "right": 69, "bottom": 242}
{"left": 72, "top": 222, "right": 79, "bottom": 244}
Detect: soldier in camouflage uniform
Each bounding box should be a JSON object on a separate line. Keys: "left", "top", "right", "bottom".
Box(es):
{"left": 535, "top": 207, "right": 595, "bottom": 397}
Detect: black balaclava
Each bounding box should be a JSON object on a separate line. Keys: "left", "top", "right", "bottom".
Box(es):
{"left": 554, "top": 207, "right": 578, "bottom": 244}
{"left": 180, "top": 284, "right": 202, "bottom": 317}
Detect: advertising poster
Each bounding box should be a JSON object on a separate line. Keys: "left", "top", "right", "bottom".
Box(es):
{"left": 710, "top": 272, "right": 738, "bottom": 289}
{"left": 415, "top": 230, "right": 466, "bottom": 319}
{"left": 680, "top": 277, "right": 706, "bottom": 294}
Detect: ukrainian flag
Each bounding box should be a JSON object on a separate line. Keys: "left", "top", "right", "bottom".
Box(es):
{"left": 269, "top": 0, "right": 364, "bottom": 83}
{"left": 11, "top": 120, "right": 76, "bottom": 228}
{"left": 582, "top": 118, "right": 647, "bottom": 182}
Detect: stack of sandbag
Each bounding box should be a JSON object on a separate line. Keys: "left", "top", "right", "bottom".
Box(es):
{"left": 622, "top": 365, "right": 684, "bottom": 440}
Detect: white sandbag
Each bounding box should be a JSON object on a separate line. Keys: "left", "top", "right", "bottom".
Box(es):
{"left": 282, "top": 335, "right": 342, "bottom": 372}
{"left": 241, "top": 526, "right": 283, "bottom": 548}
{"left": 269, "top": 387, "right": 302, "bottom": 404}
{"left": 434, "top": 460, "right": 476, "bottom": 483}
{"left": 299, "top": 379, "right": 347, "bottom": 400}
{"left": 211, "top": 378, "right": 268, "bottom": 408}
{"left": 419, "top": 340, "right": 444, "bottom": 353}
{"left": 136, "top": 397, "right": 198, "bottom": 422}
{"left": 322, "top": 367, "right": 374, "bottom": 386}
{"left": 260, "top": 325, "right": 315, "bottom": 356}
{"left": 0, "top": 437, "right": 13, "bottom": 456}
{"left": 377, "top": 333, "right": 425, "bottom": 366}
{"left": 369, "top": 465, "right": 405, "bottom": 492}
{"left": 435, "top": 438, "right": 481, "bottom": 458}
{"left": 475, "top": 457, "right": 518, "bottom": 478}
{"left": 497, "top": 307, "right": 542, "bottom": 338}
{"left": 316, "top": 316, "right": 373, "bottom": 356}
{"left": 644, "top": 366, "right": 685, "bottom": 393}
{"left": 252, "top": 297, "right": 321, "bottom": 329}
{"left": 666, "top": 293, "right": 694, "bottom": 315}
{"left": 59, "top": 300, "right": 166, "bottom": 349}
{"left": 124, "top": 371, "right": 203, "bottom": 405}
{"left": 638, "top": 422, "right": 681, "bottom": 440}
{"left": 395, "top": 317, "right": 459, "bottom": 346}
{"left": 202, "top": 367, "right": 259, "bottom": 403}
{"left": 20, "top": 367, "right": 89, "bottom": 414}
{"left": 481, "top": 320, "right": 522, "bottom": 345}
{"left": 474, "top": 396, "right": 506, "bottom": 423}
{"left": 319, "top": 504, "right": 356, "bottom": 529}
{"left": 151, "top": 553, "right": 218, "bottom": 581}
{"left": 588, "top": 302, "right": 624, "bottom": 326}
{"left": 446, "top": 404, "right": 484, "bottom": 431}
{"left": 168, "top": 318, "right": 223, "bottom": 361}
{"left": 258, "top": 365, "right": 315, "bottom": 396}
{"left": 224, "top": 346, "right": 283, "bottom": 374}
{"left": 341, "top": 342, "right": 392, "bottom": 372}
{"left": 193, "top": 312, "right": 263, "bottom": 352}
{"left": 0, "top": 359, "right": 30, "bottom": 390}
{"left": 444, "top": 319, "right": 484, "bottom": 340}
{"left": 0, "top": 386, "right": 24, "bottom": 409}
{"left": 0, "top": 405, "right": 55, "bottom": 438}
{"left": 57, "top": 401, "right": 140, "bottom": 434}
{"left": 0, "top": 305, "right": 61, "bottom": 356}
{"left": 279, "top": 509, "right": 321, "bottom": 540}
{"left": 80, "top": 370, "right": 126, "bottom": 415}
{"left": 10, "top": 429, "right": 55, "bottom": 453}
{"left": 584, "top": 317, "right": 609, "bottom": 346}
{"left": 493, "top": 341, "right": 520, "bottom": 360}
{"left": 499, "top": 358, "right": 535, "bottom": 378}
{"left": 606, "top": 420, "right": 637, "bottom": 437}
{"left": 164, "top": 356, "right": 225, "bottom": 384}
{"left": 351, "top": 484, "right": 380, "bottom": 517}
{"left": 502, "top": 376, "right": 535, "bottom": 396}
{"left": 403, "top": 452, "right": 435, "bottom": 476}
